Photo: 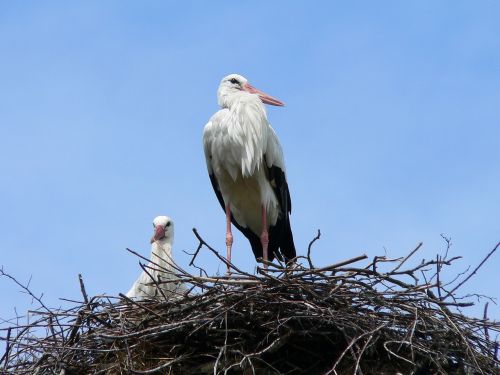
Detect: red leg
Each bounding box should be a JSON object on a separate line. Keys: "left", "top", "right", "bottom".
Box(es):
{"left": 260, "top": 205, "right": 269, "bottom": 269}
{"left": 225, "top": 203, "right": 233, "bottom": 275}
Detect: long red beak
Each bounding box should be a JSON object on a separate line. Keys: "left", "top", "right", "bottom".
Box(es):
{"left": 243, "top": 83, "right": 284, "bottom": 106}
{"left": 150, "top": 226, "right": 165, "bottom": 244}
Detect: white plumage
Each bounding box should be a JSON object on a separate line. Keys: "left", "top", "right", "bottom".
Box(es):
{"left": 126, "top": 216, "right": 185, "bottom": 299}
{"left": 203, "top": 74, "right": 296, "bottom": 271}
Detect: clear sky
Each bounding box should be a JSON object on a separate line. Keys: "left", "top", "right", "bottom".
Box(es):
{"left": 1, "top": 0, "right": 499, "bottom": 342}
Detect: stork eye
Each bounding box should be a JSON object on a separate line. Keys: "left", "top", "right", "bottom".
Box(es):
{"left": 165, "top": 222, "right": 171, "bottom": 228}
{"left": 230, "top": 78, "right": 239, "bottom": 84}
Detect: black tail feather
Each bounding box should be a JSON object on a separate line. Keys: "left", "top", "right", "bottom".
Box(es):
{"left": 269, "top": 216, "right": 296, "bottom": 263}
{"left": 237, "top": 215, "right": 296, "bottom": 263}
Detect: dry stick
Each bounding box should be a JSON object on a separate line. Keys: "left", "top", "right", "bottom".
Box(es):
{"left": 290, "top": 254, "right": 368, "bottom": 280}
{"left": 138, "top": 261, "right": 169, "bottom": 302}
{"left": 127, "top": 256, "right": 185, "bottom": 296}
{"left": 118, "top": 293, "right": 163, "bottom": 319}
{"left": 67, "top": 311, "right": 84, "bottom": 346}
{"left": 443, "top": 264, "right": 470, "bottom": 290}
{"left": 392, "top": 256, "right": 461, "bottom": 277}
{"left": 441, "top": 233, "right": 452, "bottom": 259}
{"left": 187, "top": 258, "right": 209, "bottom": 279}
{"left": 375, "top": 255, "right": 404, "bottom": 273}
{"left": 123, "top": 332, "right": 133, "bottom": 373}
{"left": 389, "top": 242, "right": 423, "bottom": 274}
{"left": 126, "top": 248, "right": 188, "bottom": 295}
{"left": 306, "top": 229, "right": 321, "bottom": 269}
{"left": 0, "top": 327, "right": 11, "bottom": 369}
{"left": 69, "top": 273, "right": 92, "bottom": 345}
{"left": 144, "top": 247, "right": 192, "bottom": 278}
{"left": 405, "top": 307, "right": 418, "bottom": 362}
{"left": 326, "top": 324, "right": 387, "bottom": 375}
{"left": 0, "top": 322, "right": 37, "bottom": 363}
{"left": 343, "top": 331, "right": 363, "bottom": 375}
{"left": 436, "top": 255, "right": 443, "bottom": 300}
{"left": 188, "top": 232, "right": 205, "bottom": 266}
{"left": 368, "top": 256, "right": 403, "bottom": 273}
{"left": 353, "top": 329, "right": 376, "bottom": 375}
{"left": 481, "top": 303, "right": 498, "bottom": 375}
{"left": 383, "top": 340, "right": 415, "bottom": 366}
{"left": 190, "top": 228, "right": 253, "bottom": 277}
{"left": 483, "top": 302, "right": 490, "bottom": 344}
{"left": 126, "top": 248, "right": 171, "bottom": 274}
{"left": 257, "top": 258, "right": 286, "bottom": 272}
{"left": 78, "top": 274, "right": 89, "bottom": 305}
{"left": 189, "top": 276, "right": 259, "bottom": 285}
{"left": 0, "top": 267, "right": 67, "bottom": 347}
{"left": 436, "top": 302, "right": 483, "bottom": 370}
{"left": 129, "top": 355, "right": 188, "bottom": 374}
{"left": 444, "top": 242, "right": 499, "bottom": 299}
{"left": 0, "top": 268, "right": 51, "bottom": 315}
{"left": 214, "top": 311, "right": 229, "bottom": 374}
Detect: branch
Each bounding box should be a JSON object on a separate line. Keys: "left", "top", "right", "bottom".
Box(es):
{"left": 306, "top": 229, "right": 321, "bottom": 269}
{"left": 444, "top": 242, "right": 499, "bottom": 299}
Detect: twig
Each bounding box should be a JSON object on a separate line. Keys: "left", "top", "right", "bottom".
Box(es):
{"left": 0, "top": 267, "right": 51, "bottom": 314}
{"left": 78, "top": 274, "right": 89, "bottom": 304}
{"left": 444, "top": 242, "right": 499, "bottom": 299}
{"left": 307, "top": 229, "right": 321, "bottom": 269}
{"left": 325, "top": 324, "right": 387, "bottom": 374}
{"left": 190, "top": 228, "right": 253, "bottom": 276}
{"left": 483, "top": 302, "right": 489, "bottom": 343}
{"left": 436, "top": 255, "right": 443, "bottom": 300}
{"left": 0, "top": 327, "right": 11, "bottom": 369}
{"left": 390, "top": 242, "right": 423, "bottom": 273}
{"left": 290, "top": 254, "right": 368, "bottom": 279}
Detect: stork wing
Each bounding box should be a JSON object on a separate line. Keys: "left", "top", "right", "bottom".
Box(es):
{"left": 203, "top": 118, "right": 228, "bottom": 210}
{"left": 264, "top": 126, "right": 296, "bottom": 261}
{"left": 202, "top": 119, "right": 215, "bottom": 174}
{"left": 265, "top": 126, "right": 291, "bottom": 214}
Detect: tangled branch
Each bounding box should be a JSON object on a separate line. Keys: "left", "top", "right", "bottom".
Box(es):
{"left": 0, "top": 235, "right": 498, "bottom": 374}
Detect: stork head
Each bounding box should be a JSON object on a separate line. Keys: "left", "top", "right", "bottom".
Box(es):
{"left": 150, "top": 215, "right": 174, "bottom": 244}
{"left": 217, "top": 74, "right": 284, "bottom": 108}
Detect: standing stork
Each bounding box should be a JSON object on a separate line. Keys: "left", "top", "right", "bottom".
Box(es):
{"left": 203, "top": 74, "right": 296, "bottom": 271}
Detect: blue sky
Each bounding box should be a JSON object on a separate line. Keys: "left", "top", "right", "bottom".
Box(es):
{"left": 1, "top": 0, "right": 499, "bottom": 342}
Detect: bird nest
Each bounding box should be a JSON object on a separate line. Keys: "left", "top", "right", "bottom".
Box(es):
{"left": 1, "top": 231, "right": 499, "bottom": 375}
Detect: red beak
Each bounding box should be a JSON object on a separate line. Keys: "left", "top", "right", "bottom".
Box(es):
{"left": 243, "top": 83, "right": 284, "bottom": 106}
{"left": 150, "top": 226, "right": 165, "bottom": 244}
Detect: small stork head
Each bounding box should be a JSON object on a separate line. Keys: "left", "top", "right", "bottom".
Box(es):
{"left": 151, "top": 215, "right": 174, "bottom": 244}
{"left": 217, "top": 74, "right": 284, "bottom": 108}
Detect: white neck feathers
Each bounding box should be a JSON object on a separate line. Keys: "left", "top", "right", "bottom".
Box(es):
{"left": 151, "top": 240, "right": 174, "bottom": 271}
{"left": 222, "top": 94, "right": 269, "bottom": 178}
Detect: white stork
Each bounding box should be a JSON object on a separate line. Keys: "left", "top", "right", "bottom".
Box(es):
{"left": 203, "top": 74, "right": 296, "bottom": 271}
{"left": 126, "top": 216, "right": 185, "bottom": 299}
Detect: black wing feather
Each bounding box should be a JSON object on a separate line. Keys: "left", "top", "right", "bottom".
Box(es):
{"left": 265, "top": 161, "right": 296, "bottom": 262}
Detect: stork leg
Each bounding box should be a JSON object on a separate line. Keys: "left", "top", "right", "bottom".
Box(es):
{"left": 225, "top": 203, "right": 233, "bottom": 275}
{"left": 260, "top": 205, "right": 269, "bottom": 269}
